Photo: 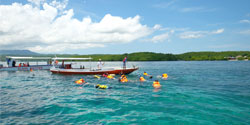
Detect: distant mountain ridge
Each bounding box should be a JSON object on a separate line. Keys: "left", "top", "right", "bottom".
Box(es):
{"left": 0, "top": 50, "right": 39, "bottom": 55}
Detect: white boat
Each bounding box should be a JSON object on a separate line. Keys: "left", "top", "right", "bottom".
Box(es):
{"left": 50, "top": 57, "right": 139, "bottom": 75}
{"left": 0, "top": 56, "right": 53, "bottom": 71}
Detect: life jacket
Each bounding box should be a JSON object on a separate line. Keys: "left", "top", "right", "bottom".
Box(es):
{"left": 162, "top": 73, "right": 168, "bottom": 78}
{"left": 96, "top": 84, "right": 108, "bottom": 89}
{"left": 121, "top": 78, "right": 128, "bottom": 82}
{"left": 94, "top": 75, "right": 100, "bottom": 79}
{"left": 153, "top": 81, "right": 160, "bottom": 85}
{"left": 99, "top": 85, "right": 107, "bottom": 89}
{"left": 75, "top": 78, "right": 85, "bottom": 84}
{"left": 140, "top": 77, "right": 145, "bottom": 82}
{"left": 153, "top": 81, "right": 161, "bottom": 88}
{"left": 143, "top": 72, "right": 148, "bottom": 76}
{"left": 107, "top": 75, "right": 114, "bottom": 79}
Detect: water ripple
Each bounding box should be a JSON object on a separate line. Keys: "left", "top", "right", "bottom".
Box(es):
{"left": 1, "top": 61, "right": 250, "bottom": 124}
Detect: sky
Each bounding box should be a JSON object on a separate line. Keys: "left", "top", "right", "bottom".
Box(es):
{"left": 0, "top": 0, "right": 250, "bottom": 54}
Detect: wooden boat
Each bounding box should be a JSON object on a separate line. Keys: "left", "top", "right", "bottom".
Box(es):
{"left": 50, "top": 67, "right": 139, "bottom": 75}
{"left": 50, "top": 57, "right": 139, "bottom": 75}
{"left": 0, "top": 56, "right": 53, "bottom": 71}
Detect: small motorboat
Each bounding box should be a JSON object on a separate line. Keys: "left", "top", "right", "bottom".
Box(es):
{"left": 0, "top": 56, "right": 53, "bottom": 71}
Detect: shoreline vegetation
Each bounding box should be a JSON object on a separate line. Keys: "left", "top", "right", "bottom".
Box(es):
{"left": 0, "top": 51, "right": 250, "bottom": 61}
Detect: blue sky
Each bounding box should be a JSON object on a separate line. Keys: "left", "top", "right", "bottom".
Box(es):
{"left": 0, "top": 0, "right": 249, "bottom": 54}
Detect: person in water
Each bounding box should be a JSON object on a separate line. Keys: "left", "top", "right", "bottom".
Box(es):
{"left": 119, "top": 74, "right": 128, "bottom": 82}
{"left": 107, "top": 74, "right": 114, "bottom": 79}
{"left": 139, "top": 76, "right": 146, "bottom": 82}
{"left": 97, "top": 59, "right": 104, "bottom": 70}
{"left": 153, "top": 80, "right": 161, "bottom": 88}
{"left": 162, "top": 73, "right": 168, "bottom": 79}
{"left": 95, "top": 84, "right": 112, "bottom": 89}
{"left": 102, "top": 73, "right": 108, "bottom": 77}
{"left": 75, "top": 78, "right": 86, "bottom": 85}
{"left": 143, "top": 72, "right": 153, "bottom": 79}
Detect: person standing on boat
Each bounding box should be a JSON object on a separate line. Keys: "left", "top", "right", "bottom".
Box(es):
{"left": 123, "top": 56, "right": 127, "bottom": 69}
{"left": 12, "top": 60, "right": 16, "bottom": 67}
{"left": 97, "top": 59, "right": 104, "bottom": 70}
{"left": 7, "top": 58, "right": 11, "bottom": 67}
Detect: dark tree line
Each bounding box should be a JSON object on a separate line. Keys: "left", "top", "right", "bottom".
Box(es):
{"left": 1, "top": 51, "right": 249, "bottom": 61}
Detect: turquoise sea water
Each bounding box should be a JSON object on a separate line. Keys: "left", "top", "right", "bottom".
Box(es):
{"left": 1, "top": 61, "right": 250, "bottom": 124}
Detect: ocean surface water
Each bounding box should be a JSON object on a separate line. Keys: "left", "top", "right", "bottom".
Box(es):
{"left": 1, "top": 61, "right": 250, "bottom": 124}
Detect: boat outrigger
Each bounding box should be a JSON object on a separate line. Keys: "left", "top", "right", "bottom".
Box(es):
{"left": 50, "top": 57, "right": 139, "bottom": 75}
{"left": 0, "top": 56, "right": 53, "bottom": 71}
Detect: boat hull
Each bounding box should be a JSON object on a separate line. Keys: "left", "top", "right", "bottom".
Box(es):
{"left": 50, "top": 67, "right": 139, "bottom": 75}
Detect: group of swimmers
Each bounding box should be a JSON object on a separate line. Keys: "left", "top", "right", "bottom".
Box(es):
{"left": 75, "top": 72, "right": 168, "bottom": 89}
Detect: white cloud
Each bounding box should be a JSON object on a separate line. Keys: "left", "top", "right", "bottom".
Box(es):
{"left": 212, "top": 28, "right": 224, "bottom": 34}
{"left": 149, "top": 30, "right": 174, "bottom": 43}
{"left": 179, "top": 28, "right": 224, "bottom": 39}
{"left": 179, "top": 31, "right": 204, "bottom": 39}
{"left": 0, "top": 1, "right": 153, "bottom": 53}
{"left": 240, "top": 19, "right": 250, "bottom": 24}
{"left": 240, "top": 29, "right": 250, "bottom": 35}
{"left": 27, "top": 0, "right": 45, "bottom": 7}
{"left": 180, "top": 7, "right": 203, "bottom": 12}
{"left": 153, "top": 24, "right": 161, "bottom": 30}
{"left": 28, "top": 43, "right": 105, "bottom": 53}
{"left": 180, "top": 7, "right": 217, "bottom": 13}
{"left": 153, "top": 0, "right": 176, "bottom": 9}
{"left": 50, "top": 0, "right": 68, "bottom": 12}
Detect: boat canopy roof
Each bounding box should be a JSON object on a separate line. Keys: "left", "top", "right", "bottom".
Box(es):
{"left": 6, "top": 56, "right": 52, "bottom": 60}
{"left": 52, "top": 57, "right": 92, "bottom": 61}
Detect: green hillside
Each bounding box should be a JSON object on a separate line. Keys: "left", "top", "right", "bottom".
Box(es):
{"left": 177, "top": 51, "right": 250, "bottom": 61}
{"left": 1, "top": 51, "right": 249, "bottom": 61}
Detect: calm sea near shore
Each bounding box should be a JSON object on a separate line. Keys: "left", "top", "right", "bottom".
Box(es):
{"left": 1, "top": 61, "right": 250, "bottom": 124}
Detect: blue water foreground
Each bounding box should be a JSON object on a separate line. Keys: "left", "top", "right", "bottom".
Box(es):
{"left": 1, "top": 61, "right": 250, "bottom": 124}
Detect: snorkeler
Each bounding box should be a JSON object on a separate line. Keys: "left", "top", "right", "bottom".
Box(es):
{"left": 153, "top": 80, "right": 161, "bottom": 88}
{"left": 75, "top": 78, "right": 86, "bottom": 85}
{"left": 95, "top": 84, "right": 112, "bottom": 89}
